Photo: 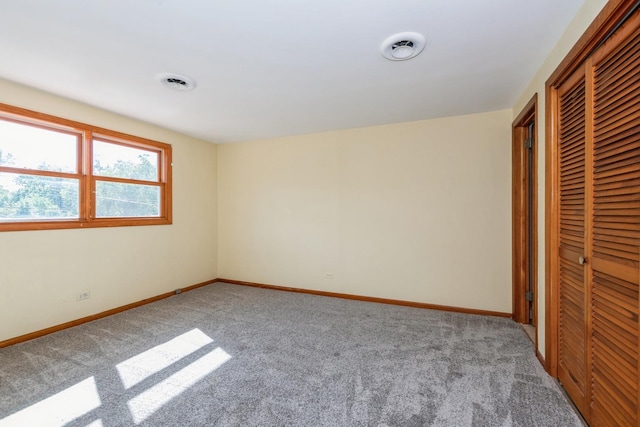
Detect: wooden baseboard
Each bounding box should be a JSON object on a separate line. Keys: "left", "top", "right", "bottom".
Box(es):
{"left": 1, "top": 277, "right": 512, "bottom": 349}
{"left": 0, "top": 279, "right": 216, "bottom": 349}
{"left": 216, "top": 278, "right": 512, "bottom": 318}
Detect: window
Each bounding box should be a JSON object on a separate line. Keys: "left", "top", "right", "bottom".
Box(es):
{"left": 0, "top": 103, "right": 172, "bottom": 231}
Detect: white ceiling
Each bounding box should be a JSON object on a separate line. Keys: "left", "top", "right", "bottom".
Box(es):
{"left": 0, "top": 0, "right": 584, "bottom": 143}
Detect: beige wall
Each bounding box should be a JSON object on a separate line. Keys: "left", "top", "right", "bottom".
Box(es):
{"left": 0, "top": 78, "right": 218, "bottom": 342}
{"left": 1, "top": 0, "right": 610, "bottom": 345}
{"left": 218, "top": 110, "right": 513, "bottom": 313}
{"left": 512, "top": 0, "right": 609, "bottom": 357}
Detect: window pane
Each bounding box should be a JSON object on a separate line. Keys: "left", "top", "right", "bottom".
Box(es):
{"left": 0, "top": 119, "right": 77, "bottom": 173}
{"left": 95, "top": 181, "right": 160, "bottom": 218}
{"left": 0, "top": 172, "right": 79, "bottom": 221}
{"left": 93, "top": 140, "right": 158, "bottom": 181}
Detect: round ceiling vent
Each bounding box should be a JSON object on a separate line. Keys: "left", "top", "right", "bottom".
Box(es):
{"left": 156, "top": 72, "right": 196, "bottom": 91}
{"left": 380, "top": 32, "right": 426, "bottom": 61}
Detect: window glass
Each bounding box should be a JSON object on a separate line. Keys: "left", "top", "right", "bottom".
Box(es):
{"left": 0, "top": 172, "right": 79, "bottom": 221}
{"left": 0, "top": 104, "right": 171, "bottom": 231}
{"left": 93, "top": 140, "right": 158, "bottom": 181}
{"left": 0, "top": 119, "right": 77, "bottom": 173}
{"left": 95, "top": 181, "right": 160, "bottom": 218}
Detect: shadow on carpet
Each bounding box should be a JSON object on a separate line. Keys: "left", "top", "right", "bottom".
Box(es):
{"left": 0, "top": 282, "right": 582, "bottom": 426}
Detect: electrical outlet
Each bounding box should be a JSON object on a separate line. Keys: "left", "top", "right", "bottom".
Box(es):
{"left": 76, "top": 292, "right": 90, "bottom": 301}
{"left": 325, "top": 272, "right": 334, "bottom": 279}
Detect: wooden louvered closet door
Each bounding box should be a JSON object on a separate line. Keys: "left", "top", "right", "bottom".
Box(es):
{"left": 556, "top": 10, "right": 640, "bottom": 426}
{"left": 557, "top": 66, "right": 589, "bottom": 416}
{"left": 588, "top": 20, "right": 640, "bottom": 426}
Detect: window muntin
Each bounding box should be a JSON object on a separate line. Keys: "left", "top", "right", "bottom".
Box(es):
{"left": 0, "top": 103, "right": 172, "bottom": 231}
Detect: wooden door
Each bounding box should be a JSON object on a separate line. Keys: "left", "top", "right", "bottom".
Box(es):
{"left": 557, "top": 65, "right": 589, "bottom": 416}
{"left": 555, "top": 10, "right": 640, "bottom": 426}
{"left": 588, "top": 22, "right": 640, "bottom": 426}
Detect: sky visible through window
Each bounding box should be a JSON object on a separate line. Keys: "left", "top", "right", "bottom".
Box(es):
{"left": 93, "top": 139, "right": 158, "bottom": 181}
{"left": 0, "top": 120, "right": 77, "bottom": 172}
{"left": 0, "top": 119, "right": 156, "bottom": 189}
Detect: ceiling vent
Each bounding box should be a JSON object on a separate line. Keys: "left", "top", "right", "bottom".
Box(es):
{"left": 380, "top": 32, "right": 426, "bottom": 61}
{"left": 157, "top": 72, "right": 196, "bottom": 91}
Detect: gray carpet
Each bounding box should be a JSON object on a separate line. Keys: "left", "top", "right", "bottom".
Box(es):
{"left": 0, "top": 282, "right": 582, "bottom": 426}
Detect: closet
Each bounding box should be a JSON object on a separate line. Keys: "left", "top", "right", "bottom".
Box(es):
{"left": 553, "top": 4, "right": 639, "bottom": 426}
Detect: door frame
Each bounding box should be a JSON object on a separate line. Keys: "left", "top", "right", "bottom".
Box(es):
{"left": 545, "top": 0, "right": 639, "bottom": 377}
{"left": 512, "top": 94, "right": 538, "bottom": 350}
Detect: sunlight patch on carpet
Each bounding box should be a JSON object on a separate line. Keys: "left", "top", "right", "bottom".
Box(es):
{"left": 0, "top": 377, "right": 101, "bottom": 427}
{"left": 127, "top": 347, "right": 231, "bottom": 424}
{"left": 116, "top": 328, "right": 214, "bottom": 389}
